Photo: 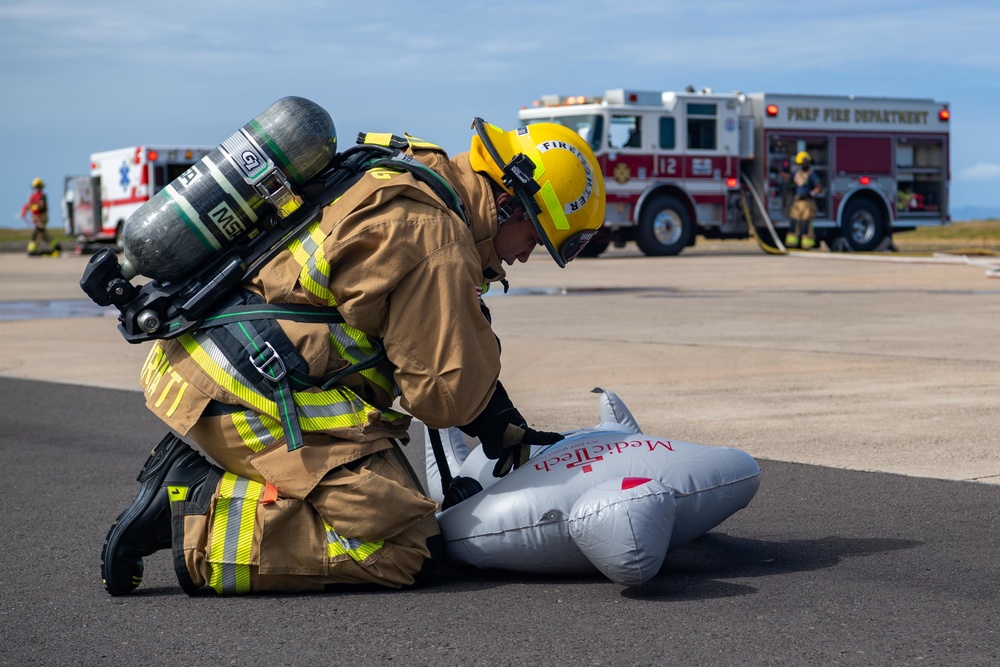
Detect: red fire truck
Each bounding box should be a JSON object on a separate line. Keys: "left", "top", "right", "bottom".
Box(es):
{"left": 518, "top": 88, "right": 950, "bottom": 255}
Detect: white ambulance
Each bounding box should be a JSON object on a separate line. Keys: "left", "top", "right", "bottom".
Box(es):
{"left": 519, "top": 88, "right": 950, "bottom": 255}
{"left": 79, "top": 145, "right": 213, "bottom": 248}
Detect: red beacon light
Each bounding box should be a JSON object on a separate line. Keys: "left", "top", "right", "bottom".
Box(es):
{"left": 859, "top": 176, "right": 871, "bottom": 186}
{"left": 147, "top": 150, "right": 159, "bottom": 162}
{"left": 725, "top": 177, "right": 739, "bottom": 188}
{"left": 766, "top": 104, "right": 779, "bottom": 117}
{"left": 939, "top": 108, "right": 950, "bottom": 121}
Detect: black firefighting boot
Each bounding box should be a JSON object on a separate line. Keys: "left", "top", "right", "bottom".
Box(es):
{"left": 101, "top": 434, "right": 220, "bottom": 596}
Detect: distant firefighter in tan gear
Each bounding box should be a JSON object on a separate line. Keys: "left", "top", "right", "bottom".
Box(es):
{"left": 101, "top": 115, "right": 607, "bottom": 596}
{"left": 787, "top": 151, "right": 823, "bottom": 249}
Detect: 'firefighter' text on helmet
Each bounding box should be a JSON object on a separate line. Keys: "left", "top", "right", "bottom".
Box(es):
{"left": 469, "top": 118, "right": 606, "bottom": 268}
{"left": 795, "top": 151, "right": 812, "bottom": 165}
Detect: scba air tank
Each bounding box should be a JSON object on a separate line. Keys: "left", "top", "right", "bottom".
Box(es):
{"left": 120, "top": 96, "right": 337, "bottom": 281}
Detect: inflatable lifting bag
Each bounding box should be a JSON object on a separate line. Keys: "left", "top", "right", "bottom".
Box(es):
{"left": 432, "top": 389, "right": 761, "bottom": 586}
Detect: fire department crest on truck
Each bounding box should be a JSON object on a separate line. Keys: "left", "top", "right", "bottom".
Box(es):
{"left": 518, "top": 88, "right": 950, "bottom": 256}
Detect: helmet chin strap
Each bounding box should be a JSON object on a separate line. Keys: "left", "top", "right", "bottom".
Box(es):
{"left": 497, "top": 198, "right": 519, "bottom": 225}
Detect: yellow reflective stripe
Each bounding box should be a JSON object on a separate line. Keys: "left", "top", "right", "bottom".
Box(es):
{"left": 179, "top": 333, "right": 279, "bottom": 419}
{"left": 293, "top": 388, "right": 371, "bottom": 431}
{"left": 324, "top": 521, "right": 385, "bottom": 562}
{"left": 403, "top": 135, "right": 440, "bottom": 150}
{"left": 288, "top": 222, "right": 335, "bottom": 305}
{"left": 359, "top": 366, "right": 393, "bottom": 396}
{"left": 180, "top": 330, "right": 407, "bottom": 442}
{"left": 231, "top": 409, "right": 281, "bottom": 453}
{"left": 296, "top": 390, "right": 406, "bottom": 430}
{"left": 361, "top": 132, "right": 394, "bottom": 146}
{"left": 180, "top": 333, "right": 404, "bottom": 438}
{"left": 540, "top": 181, "right": 570, "bottom": 230}
{"left": 208, "top": 473, "right": 263, "bottom": 595}
{"left": 328, "top": 324, "right": 394, "bottom": 396}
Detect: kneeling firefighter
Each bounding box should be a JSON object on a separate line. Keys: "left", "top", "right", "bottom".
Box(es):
{"left": 102, "top": 112, "right": 606, "bottom": 595}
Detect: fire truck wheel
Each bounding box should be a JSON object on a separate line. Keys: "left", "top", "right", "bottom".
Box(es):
{"left": 841, "top": 199, "right": 886, "bottom": 252}
{"left": 635, "top": 195, "right": 692, "bottom": 256}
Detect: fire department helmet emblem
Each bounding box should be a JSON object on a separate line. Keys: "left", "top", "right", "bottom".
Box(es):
{"left": 613, "top": 162, "right": 630, "bottom": 184}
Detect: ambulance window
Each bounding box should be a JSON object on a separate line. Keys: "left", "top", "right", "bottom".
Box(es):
{"left": 152, "top": 166, "right": 167, "bottom": 193}
{"left": 166, "top": 163, "right": 193, "bottom": 182}
{"left": 609, "top": 115, "right": 641, "bottom": 150}
{"left": 659, "top": 117, "right": 676, "bottom": 149}
{"left": 687, "top": 103, "right": 717, "bottom": 150}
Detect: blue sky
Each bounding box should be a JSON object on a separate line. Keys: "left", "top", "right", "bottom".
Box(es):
{"left": 3, "top": 0, "right": 999, "bottom": 229}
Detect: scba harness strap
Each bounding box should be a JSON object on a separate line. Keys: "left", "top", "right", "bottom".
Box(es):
{"left": 195, "top": 133, "right": 468, "bottom": 451}
{"left": 198, "top": 288, "right": 387, "bottom": 451}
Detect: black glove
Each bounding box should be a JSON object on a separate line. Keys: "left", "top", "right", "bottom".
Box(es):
{"left": 459, "top": 382, "right": 564, "bottom": 477}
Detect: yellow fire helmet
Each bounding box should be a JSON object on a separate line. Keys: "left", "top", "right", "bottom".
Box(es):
{"left": 795, "top": 151, "right": 812, "bottom": 165}
{"left": 470, "top": 117, "right": 606, "bottom": 268}
{"left": 31, "top": 177, "right": 45, "bottom": 189}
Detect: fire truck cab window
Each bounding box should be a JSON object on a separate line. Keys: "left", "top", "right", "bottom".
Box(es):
{"left": 686, "top": 103, "right": 717, "bottom": 150}
{"left": 609, "top": 115, "right": 641, "bottom": 150}
{"left": 659, "top": 117, "right": 676, "bottom": 149}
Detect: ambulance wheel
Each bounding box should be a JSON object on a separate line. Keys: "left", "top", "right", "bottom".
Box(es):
{"left": 635, "top": 195, "right": 691, "bottom": 256}
{"left": 842, "top": 199, "right": 886, "bottom": 252}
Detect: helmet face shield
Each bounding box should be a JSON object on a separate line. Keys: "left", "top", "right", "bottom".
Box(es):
{"left": 558, "top": 229, "right": 598, "bottom": 264}
{"left": 471, "top": 117, "right": 605, "bottom": 268}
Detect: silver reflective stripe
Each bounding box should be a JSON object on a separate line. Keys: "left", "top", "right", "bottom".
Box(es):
{"left": 218, "top": 476, "right": 252, "bottom": 593}
{"left": 300, "top": 234, "right": 329, "bottom": 298}
{"left": 233, "top": 409, "right": 279, "bottom": 452}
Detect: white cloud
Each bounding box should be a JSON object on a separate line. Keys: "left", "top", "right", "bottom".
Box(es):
{"left": 958, "top": 163, "right": 1000, "bottom": 181}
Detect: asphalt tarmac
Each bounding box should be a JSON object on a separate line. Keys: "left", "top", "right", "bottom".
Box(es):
{"left": 1, "top": 245, "right": 998, "bottom": 665}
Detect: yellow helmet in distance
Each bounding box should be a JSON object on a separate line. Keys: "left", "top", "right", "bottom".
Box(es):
{"left": 31, "top": 177, "right": 45, "bottom": 189}
{"left": 470, "top": 118, "right": 606, "bottom": 268}
{"left": 795, "top": 151, "right": 812, "bottom": 165}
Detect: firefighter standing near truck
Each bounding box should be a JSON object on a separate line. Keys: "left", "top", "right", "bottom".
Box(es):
{"left": 19, "top": 178, "right": 59, "bottom": 256}
{"left": 101, "top": 118, "right": 607, "bottom": 596}
{"left": 787, "top": 152, "right": 822, "bottom": 249}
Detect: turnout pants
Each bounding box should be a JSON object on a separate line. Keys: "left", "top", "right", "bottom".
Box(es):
{"left": 175, "top": 417, "right": 440, "bottom": 594}
{"left": 789, "top": 198, "right": 817, "bottom": 240}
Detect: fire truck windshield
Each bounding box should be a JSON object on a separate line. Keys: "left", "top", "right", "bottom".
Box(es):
{"left": 523, "top": 114, "right": 603, "bottom": 152}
